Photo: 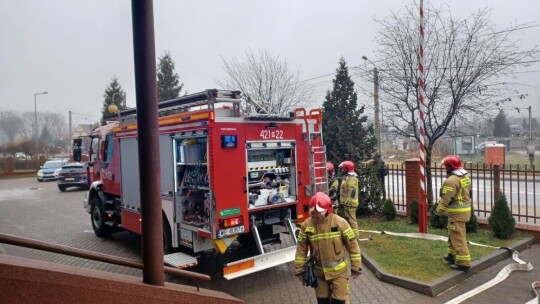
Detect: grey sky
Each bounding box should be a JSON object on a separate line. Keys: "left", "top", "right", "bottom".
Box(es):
{"left": 1, "top": 0, "right": 539, "bottom": 128}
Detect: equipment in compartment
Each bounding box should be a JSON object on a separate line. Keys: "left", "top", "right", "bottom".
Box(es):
{"left": 182, "top": 165, "right": 209, "bottom": 189}
{"left": 179, "top": 138, "right": 207, "bottom": 164}
{"left": 247, "top": 146, "right": 295, "bottom": 209}
{"left": 180, "top": 190, "right": 210, "bottom": 226}
{"left": 175, "top": 136, "right": 210, "bottom": 227}
{"left": 248, "top": 175, "right": 291, "bottom": 208}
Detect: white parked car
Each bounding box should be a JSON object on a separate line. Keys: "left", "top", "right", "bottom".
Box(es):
{"left": 475, "top": 141, "right": 498, "bottom": 153}
{"left": 37, "top": 159, "right": 68, "bottom": 182}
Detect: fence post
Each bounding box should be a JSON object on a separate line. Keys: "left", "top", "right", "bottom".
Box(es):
{"left": 405, "top": 158, "right": 422, "bottom": 217}
{"left": 493, "top": 164, "right": 501, "bottom": 200}
{"left": 7, "top": 157, "right": 14, "bottom": 176}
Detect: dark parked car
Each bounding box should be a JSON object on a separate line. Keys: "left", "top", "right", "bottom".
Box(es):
{"left": 57, "top": 162, "right": 89, "bottom": 192}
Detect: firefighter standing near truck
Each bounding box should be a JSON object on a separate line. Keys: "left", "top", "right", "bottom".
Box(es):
{"left": 337, "top": 161, "right": 360, "bottom": 239}
{"left": 295, "top": 192, "right": 362, "bottom": 304}
{"left": 327, "top": 162, "right": 340, "bottom": 207}
{"left": 435, "top": 155, "right": 472, "bottom": 271}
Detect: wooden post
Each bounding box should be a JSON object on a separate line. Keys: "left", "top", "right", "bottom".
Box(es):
{"left": 493, "top": 164, "right": 501, "bottom": 200}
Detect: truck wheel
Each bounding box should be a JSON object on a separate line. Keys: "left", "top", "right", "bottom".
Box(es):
{"left": 90, "top": 196, "right": 113, "bottom": 237}
{"left": 58, "top": 186, "right": 66, "bottom": 192}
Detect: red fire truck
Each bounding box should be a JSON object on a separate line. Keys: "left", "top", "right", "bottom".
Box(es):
{"left": 78, "top": 89, "right": 328, "bottom": 279}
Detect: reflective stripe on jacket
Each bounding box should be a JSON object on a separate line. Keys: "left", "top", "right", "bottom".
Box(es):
{"left": 436, "top": 174, "right": 471, "bottom": 222}
{"left": 295, "top": 213, "right": 362, "bottom": 280}
{"left": 339, "top": 175, "right": 359, "bottom": 207}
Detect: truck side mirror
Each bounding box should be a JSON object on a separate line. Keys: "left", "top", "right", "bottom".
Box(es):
{"left": 73, "top": 138, "right": 82, "bottom": 162}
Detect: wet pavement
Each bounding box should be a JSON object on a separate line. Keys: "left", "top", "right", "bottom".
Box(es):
{"left": 0, "top": 177, "right": 538, "bottom": 303}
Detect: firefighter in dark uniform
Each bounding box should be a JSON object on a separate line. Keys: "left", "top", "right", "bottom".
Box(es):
{"left": 435, "top": 155, "right": 472, "bottom": 271}
{"left": 295, "top": 192, "right": 362, "bottom": 304}
{"left": 327, "top": 162, "right": 340, "bottom": 207}
{"left": 337, "top": 161, "right": 359, "bottom": 239}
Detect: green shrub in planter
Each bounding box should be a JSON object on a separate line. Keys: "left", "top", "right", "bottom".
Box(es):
{"left": 409, "top": 200, "right": 419, "bottom": 224}
{"left": 466, "top": 206, "right": 479, "bottom": 233}
{"left": 488, "top": 194, "right": 515, "bottom": 239}
{"left": 429, "top": 203, "right": 448, "bottom": 229}
{"left": 382, "top": 199, "right": 397, "bottom": 221}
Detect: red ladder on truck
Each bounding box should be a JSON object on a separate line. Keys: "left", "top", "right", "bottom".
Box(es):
{"left": 295, "top": 108, "right": 328, "bottom": 196}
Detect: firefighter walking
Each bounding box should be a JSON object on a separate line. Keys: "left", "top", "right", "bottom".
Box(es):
{"left": 295, "top": 192, "right": 362, "bottom": 304}
{"left": 435, "top": 155, "right": 472, "bottom": 271}
{"left": 336, "top": 161, "right": 360, "bottom": 239}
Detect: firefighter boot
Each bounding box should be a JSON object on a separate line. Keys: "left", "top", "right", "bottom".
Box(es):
{"left": 450, "top": 264, "right": 470, "bottom": 272}
{"left": 316, "top": 298, "right": 330, "bottom": 304}
{"left": 443, "top": 255, "right": 455, "bottom": 264}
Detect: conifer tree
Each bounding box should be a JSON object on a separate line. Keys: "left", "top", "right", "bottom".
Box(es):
{"left": 322, "top": 58, "right": 376, "bottom": 165}
{"left": 493, "top": 109, "right": 511, "bottom": 137}
{"left": 101, "top": 77, "right": 126, "bottom": 124}
{"left": 157, "top": 51, "right": 183, "bottom": 102}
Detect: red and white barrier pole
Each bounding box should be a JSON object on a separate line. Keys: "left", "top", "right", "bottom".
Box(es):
{"left": 418, "top": 0, "right": 428, "bottom": 233}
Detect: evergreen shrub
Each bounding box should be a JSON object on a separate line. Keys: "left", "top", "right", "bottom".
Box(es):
{"left": 466, "top": 206, "right": 479, "bottom": 233}
{"left": 382, "top": 199, "right": 397, "bottom": 221}
{"left": 409, "top": 200, "right": 419, "bottom": 224}
{"left": 488, "top": 195, "right": 515, "bottom": 239}
{"left": 429, "top": 203, "right": 448, "bottom": 229}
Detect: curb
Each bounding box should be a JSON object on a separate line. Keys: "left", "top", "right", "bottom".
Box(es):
{"left": 361, "top": 237, "right": 536, "bottom": 297}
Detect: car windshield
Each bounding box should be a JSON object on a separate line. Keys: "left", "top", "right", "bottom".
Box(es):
{"left": 43, "top": 161, "right": 64, "bottom": 168}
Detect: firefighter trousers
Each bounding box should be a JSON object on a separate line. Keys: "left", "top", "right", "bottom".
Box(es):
{"left": 337, "top": 205, "right": 359, "bottom": 239}
{"left": 447, "top": 221, "right": 471, "bottom": 267}
{"left": 315, "top": 274, "right": 349, "bottom": 303}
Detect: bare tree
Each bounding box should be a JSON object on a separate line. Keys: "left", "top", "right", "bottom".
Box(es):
{"left": 42, "top": 112, "right": 66, "bottom": 138}
{"left": 369, "top": 3, "right": 538, "bottom": 203}
{"left": 20, "top": 112, "right": 36, "bottom": 140}
{"left": 217, "top": 49, "right": 313, "bottom": 115}
{"left": 0, "top": 111, "right": 23, "bottom": 145}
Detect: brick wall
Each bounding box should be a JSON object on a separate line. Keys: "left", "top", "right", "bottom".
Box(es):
{"left": 405, "top": 158, "right": 422, "bottom": 217}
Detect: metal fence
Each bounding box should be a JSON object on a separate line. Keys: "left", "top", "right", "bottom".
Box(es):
{"left": 385, "top": 163, "right": 539, "bottom": 226}
{"left": 0, "top": 158, "right": 40, "bottom": 177}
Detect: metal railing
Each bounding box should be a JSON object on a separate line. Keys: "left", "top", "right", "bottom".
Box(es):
{"left": 384, "top": 163, "right": 540, "bottom": 226}
{"left": 0, "top": 233, "right": 210, "bottom": 290}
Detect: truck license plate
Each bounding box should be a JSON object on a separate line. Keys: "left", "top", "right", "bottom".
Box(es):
{"left": 217, "top": 225, "right": 245, "bottom": 238}
{"left": 65, "top": 178, "right": 75, "bottom": 181}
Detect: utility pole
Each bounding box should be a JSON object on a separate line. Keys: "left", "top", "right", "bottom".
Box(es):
{"left": 528, "top": 105, "right": 532, "bottom": 139}
{"left": 373, "top": 67, "right": 381, "bottom": 154}
{"left": 362, "top": 55, "right": 382, "bottom": 154}
{"left": 69, "top": 110, "right": 72, "bottom": 142}
{"left": 34, "top": 91, "right": 48, "bottom": 157}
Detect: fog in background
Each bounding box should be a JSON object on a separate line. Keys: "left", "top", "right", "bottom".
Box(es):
{"left": 1, "top": 0, "right": 539, "bottom": 128}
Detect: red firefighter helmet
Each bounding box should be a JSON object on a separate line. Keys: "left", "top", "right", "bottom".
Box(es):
{"left": 326, "top": 162, "right": 335, "bottom": 173}
{"left": 441, "top": 155, "right": 463, "bottom": 171}
{"left": 309, "top": 192, "right": 333, "bottom": 214}
{"left": 339, "top": 161, "right": 355, "bottom": 173}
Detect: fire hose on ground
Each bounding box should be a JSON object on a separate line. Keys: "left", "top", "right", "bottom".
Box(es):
{"left": 359, "top": 229, "right": 539, "bottom": 304}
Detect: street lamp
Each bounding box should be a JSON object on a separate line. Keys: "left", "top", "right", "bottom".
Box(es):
{"left": 362, "top": 55, "right": 382, "bottom": 154}
{"left": 112, "top": 92, "right": 126, "bottom": 109}
{"left": 34, "top": 91, "right": 48, "bottom": 157}
{"left": 515, "top": 105, "right": 534, "bottom": 165}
